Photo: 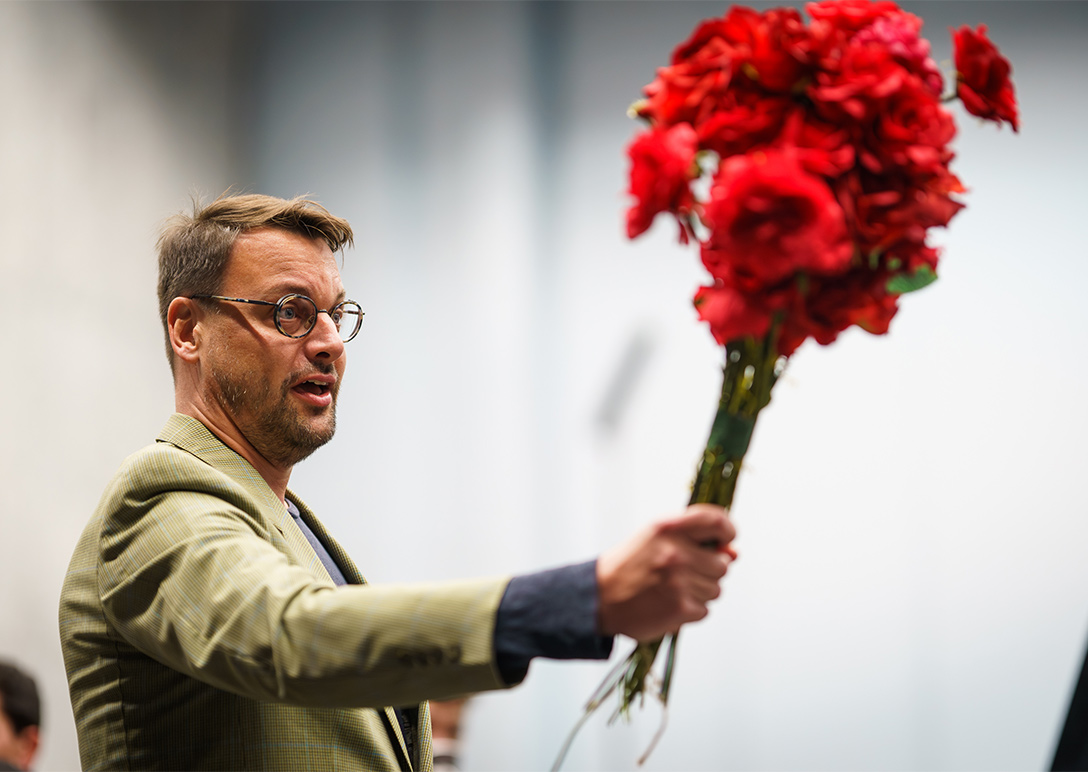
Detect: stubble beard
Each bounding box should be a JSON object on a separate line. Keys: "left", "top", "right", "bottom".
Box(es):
{"left": 210, "top": 364, "right": 338, "bottom": 468}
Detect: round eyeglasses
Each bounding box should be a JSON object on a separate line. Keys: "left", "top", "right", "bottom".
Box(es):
{"left": 189, "top": 294, "right": 364, "bottom": 342}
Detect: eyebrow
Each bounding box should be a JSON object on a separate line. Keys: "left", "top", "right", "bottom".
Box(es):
{"left": 267, "top": 286, "right": 349, "bottom": 304}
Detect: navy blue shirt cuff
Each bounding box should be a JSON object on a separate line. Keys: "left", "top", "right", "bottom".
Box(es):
{"left": 493, "top": 559, "right": 615, "bottom": 685}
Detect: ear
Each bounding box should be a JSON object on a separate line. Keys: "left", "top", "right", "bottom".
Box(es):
{"left": 167, "top": 297, "right": 203, "bottom": 365}
{"left": 15, "top": 724, "right": 39, "bottom": 769}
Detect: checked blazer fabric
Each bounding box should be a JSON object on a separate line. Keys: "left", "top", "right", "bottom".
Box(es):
{"left": 59, "top": 414, "right": 513, "bottom": 771}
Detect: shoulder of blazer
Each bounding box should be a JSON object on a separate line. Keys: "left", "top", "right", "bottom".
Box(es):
{"left": 92, "top": 413, "right": 292, "bottom": 548}
{"left": 133, "top": 413, "right": 336, "bottom": 579}
{"left": 149, "top": 413, "right": 287, "bottom": 517}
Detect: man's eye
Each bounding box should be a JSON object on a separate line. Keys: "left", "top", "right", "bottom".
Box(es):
{"left": 280, "top": 307, "right": 298, "bottom": 321}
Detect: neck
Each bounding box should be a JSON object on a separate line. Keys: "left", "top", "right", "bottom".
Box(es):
{"left": 176, "top": 400, "right": 293, "bottom": 504}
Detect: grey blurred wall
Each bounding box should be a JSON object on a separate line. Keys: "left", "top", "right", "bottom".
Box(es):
{"left": 0, "top": 3, "right": 248, "bottom": 767}
{"left": 2, "top": 2, "right": 1086, "bottom": 770}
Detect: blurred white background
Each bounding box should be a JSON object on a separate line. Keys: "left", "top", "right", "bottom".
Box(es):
{"left": 1, "top": 2, "right": 1085, "bottom": 770}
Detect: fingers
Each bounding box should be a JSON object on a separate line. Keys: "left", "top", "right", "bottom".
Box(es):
{"left": 659, "top": 504, "right": 737, "bottom": 550}
{"left": 672, "top": 544, "right": 729, "bottom": 609}
{"left": 680, "top": 539, "right": 730, "bottom": 579}
{"left": 683, "top": 568, "right": 724, "bottom": 604}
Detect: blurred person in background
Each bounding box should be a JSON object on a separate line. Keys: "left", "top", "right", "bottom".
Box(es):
{"left": 428, "top": 697, "right": 469, "bottom": 772}
{"left": 59, "top": 193, "right": 738, "bottom": 771}
{"left": 0, "top": 661, "right": 41, "bottom": 772}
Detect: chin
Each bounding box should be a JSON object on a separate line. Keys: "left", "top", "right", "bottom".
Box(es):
{"left": 298, "top": 413, "right": 337, "bottom": 452}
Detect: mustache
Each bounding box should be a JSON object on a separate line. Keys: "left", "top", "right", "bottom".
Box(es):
{"left": 280, "top": 363, "right": 339, "bottom": 394}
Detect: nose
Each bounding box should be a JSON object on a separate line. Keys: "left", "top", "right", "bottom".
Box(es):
{"left": 304, "top": 310, "right": 346, "bottom": 362}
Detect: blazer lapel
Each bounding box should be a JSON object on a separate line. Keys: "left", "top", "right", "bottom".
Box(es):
{"left": 288, "top": 492, "right": 368, "bottom": 586}
{"left": 290, "top": 494, "right": 414, "bottom": 769}
{"left": 156, "top": 415, "right": 330, "bottom": 577}
{"left": 382, "top": 707, "right": 415, "bottom": 772}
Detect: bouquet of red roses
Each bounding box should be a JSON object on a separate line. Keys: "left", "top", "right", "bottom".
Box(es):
{"left": 556, "top": 1, "right": 1017, "bottom": 766}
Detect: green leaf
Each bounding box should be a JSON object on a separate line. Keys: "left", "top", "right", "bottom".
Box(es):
{"left": 887, "top": 265, "right": 938, "bottom": 295}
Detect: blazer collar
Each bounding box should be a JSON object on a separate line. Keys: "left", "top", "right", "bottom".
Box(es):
{"left": 156, "top": 413, "right": 284, "bottom": 511}
{"left": 154, "top": 413, "right": 367, "bottom": 585}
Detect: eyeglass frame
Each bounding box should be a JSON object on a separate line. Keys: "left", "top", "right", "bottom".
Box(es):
{"left": 188, "top": 293, "right": 365, "bottom": 342}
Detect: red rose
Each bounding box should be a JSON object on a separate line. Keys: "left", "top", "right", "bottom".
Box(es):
{"left": 811, "top": 272, "right": 900, "bottom": 337}
{"left": 774, "top": 110, "right": 855, "bottom": 178}
{"left": 702, "top": 150, "right": 853, "bottom": 290}
{"left": 806, "top": 0, "right": 906, "bottom": 34}
{"left": 625, "top": 124, "right": 699, "bottom": 239}
{"left": 643, "top": 6, "right": 815, "bottom": 131}
{"left": 694, "top": 280, "right": 780, "bottom": 345}
{"left": 695, "top": 270, "right": 899, "bottom": 357}
{"left": 833, "top": 168, "right": 963, "bottom": 258}
{"left": 809, "top": 40, "right": 908, "bottom": 122}
{"left": 695, "top": 93, "right": 792, "bottom": 159}
{"left": 889, "top": 167, "right": 966, "bottom": 231}
{"left": 720, "top": 6, "right": 812, "bottom": 94}
{"left": 695, "top": 268, "right": 902, "bottom": 357}
{"left": 862, "top": 75, "right": 956, "bottom": 177}
{"left": 675, "top": 7, "right": 810, "bottom": 82}
{"left": 642, "top": 22, "right": 737, "bottom": 127}
{"left": 852, "top": 11, "right": 942, "bottom": 95}
{"left": 777, "top": 269, "right": 900, "bottom": 354}
{"left": 953, "top": 25, "right": 1019, "bottom": 131}
{"left": 671, "top": 15, "right": 736, "bottom": 66}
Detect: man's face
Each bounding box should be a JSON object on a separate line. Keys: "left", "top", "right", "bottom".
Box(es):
{"left": 0, "top": 695, "right": 36, "bottom": 771}
{"left": 199, "top": 227, "right": 348, "bottom": 468}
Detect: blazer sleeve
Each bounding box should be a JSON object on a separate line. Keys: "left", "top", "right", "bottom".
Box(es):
{"left": 95, "top": 442, "right": 512, "bottom": 708}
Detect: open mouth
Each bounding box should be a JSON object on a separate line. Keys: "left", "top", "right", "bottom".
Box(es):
{"left": 291, "top": 376, "right": 335, "bottom": 407}
{"left": 296, "top": 379, "right": 331, "bottom": 397}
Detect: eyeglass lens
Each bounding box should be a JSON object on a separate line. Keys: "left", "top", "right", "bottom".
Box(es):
{"left": 275, "top": 295, "right": 363, "bottom": 342}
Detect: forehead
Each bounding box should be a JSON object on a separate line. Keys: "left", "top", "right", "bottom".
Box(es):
{"left": 223, "top": 227, "right": 343, "bottom": 298}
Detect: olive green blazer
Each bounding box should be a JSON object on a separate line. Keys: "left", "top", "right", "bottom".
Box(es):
{"left": 59, "top": 414, "right": 512, "bottom": 771}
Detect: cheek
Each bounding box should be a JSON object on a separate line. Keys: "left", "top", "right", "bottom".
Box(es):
{"left": 210, "top": 331, "right": 282, "bottom": 373}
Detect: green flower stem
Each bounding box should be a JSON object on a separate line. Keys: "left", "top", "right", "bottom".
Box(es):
{"left": 554, "top": 328, "right": 785, "bottom": 770}
{"left": 690, "top": 331, "right": 782, "bottom": 509}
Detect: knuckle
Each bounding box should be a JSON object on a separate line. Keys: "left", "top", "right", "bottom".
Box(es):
{"left": 650, "top": 520, "right": 672, "bottom": 539}
{"left": 654, "top": 542, "right": 683, "bottom": 571}
{"left": 683, "top": 600, "right": 709, "bottom": 623}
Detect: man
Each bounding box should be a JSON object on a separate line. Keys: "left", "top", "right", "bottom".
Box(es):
{"left": 0, "top": 660, "right": 41, "bottom": 771}
{"left": 427, "top": 697, "right": 468, "bottom": 772}
{"left": 59, "top": 194, "right": 737, "bottom": 771}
